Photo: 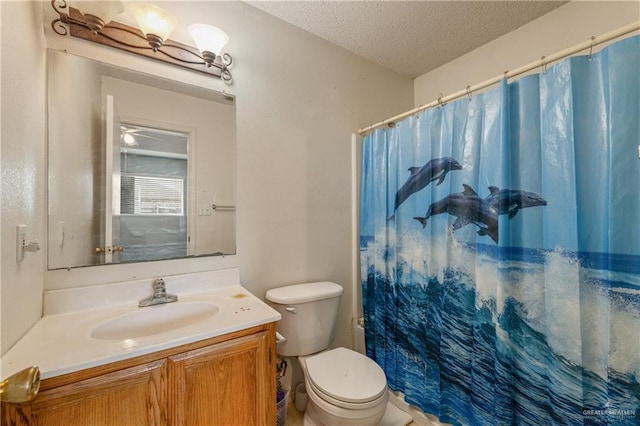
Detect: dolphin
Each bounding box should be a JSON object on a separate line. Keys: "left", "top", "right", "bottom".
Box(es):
{"left": 484, "top": 186, "right": 547, "bottom": 219}
{"left": 389, "top": 156, "right": 462, "bottom": 220}
{"left": 413, "top": 184, "right": 499, "bottom": 243}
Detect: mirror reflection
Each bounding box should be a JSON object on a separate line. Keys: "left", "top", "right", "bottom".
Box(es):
{"left": 47, "top": 49, "right": 236, "bottom": 270}
{"left": 119, "top": 124, "right": 189, "bottom": 263}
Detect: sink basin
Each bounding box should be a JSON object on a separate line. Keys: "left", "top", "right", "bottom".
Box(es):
{"left": 91, "top": 302, "right": 220, "bottom": 340}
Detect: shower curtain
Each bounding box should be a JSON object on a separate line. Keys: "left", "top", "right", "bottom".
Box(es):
{"left": 360, "top": 35, "right": 639, "bottom": 425}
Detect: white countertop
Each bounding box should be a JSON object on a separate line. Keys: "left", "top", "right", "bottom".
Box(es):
{"left": 1, "top": 273, "right": 281, "bottom": 380}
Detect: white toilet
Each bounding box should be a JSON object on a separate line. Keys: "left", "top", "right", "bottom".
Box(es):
{"left": 265, "top": 282, "right": 388, "bottom": 426}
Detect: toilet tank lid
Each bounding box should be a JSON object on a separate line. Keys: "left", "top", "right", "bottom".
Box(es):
{"left": 265, "top": 282, "right": 343, "bottom": 304}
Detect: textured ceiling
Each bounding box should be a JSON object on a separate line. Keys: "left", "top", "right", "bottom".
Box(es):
{"left": 248, "top": 1, "right": 568, "bottom": 78}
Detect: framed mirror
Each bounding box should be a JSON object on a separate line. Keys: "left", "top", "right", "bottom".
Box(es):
{"left": 47, "top": 49, "right": 236, "bottom": 270}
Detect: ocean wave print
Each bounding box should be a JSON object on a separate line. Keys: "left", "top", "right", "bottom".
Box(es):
{"left": 361, "top": 227, "right": 639, "bottom": 425}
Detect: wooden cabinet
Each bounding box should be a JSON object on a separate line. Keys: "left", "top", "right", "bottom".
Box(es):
{"left": 170, "top": 331, "right": 273, "bottom": 425}
{"left": 7, "top": 360, "right": 167, "bottom": 426}
{"left": 1, "top": 323, "right": 276, "bottom": 426}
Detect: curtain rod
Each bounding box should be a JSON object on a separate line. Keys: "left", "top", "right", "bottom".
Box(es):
{"left": 358, "top": 21, "right": 640, "bottom": 135}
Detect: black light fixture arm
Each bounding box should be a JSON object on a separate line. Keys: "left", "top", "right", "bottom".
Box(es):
{"left": 50, "top": 0, "right": 233, "bottom": 82}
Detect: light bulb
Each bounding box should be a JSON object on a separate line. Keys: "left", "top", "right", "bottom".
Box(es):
{"left": 79, "top": 1, "right": 124, "bottom": 33}
{"left": 130, "top": 3, "right": 177, "bottom": 51}
{"left": 188, "top": 24, "right": 229, "bottom": 66}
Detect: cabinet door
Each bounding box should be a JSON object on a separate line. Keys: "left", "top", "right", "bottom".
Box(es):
{"left": 169, "top": 331, "right": 275, "bottom": 426}
{"left": 4, "top": 359, "right": 167, "bottom": 426}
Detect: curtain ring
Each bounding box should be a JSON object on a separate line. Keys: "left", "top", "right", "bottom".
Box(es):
{"left": 466, "top": 86, "right": 472, "bottom": 100}
{"left": 588, "top": 35, "right": 596, "bottom": 60}
{"left": 540, "top": 56, "right": 547, "bottom": 74}
{"left": 437, "top": 92, "right": 445, "bottom": 108}
{"left": 387, "top": 122, "right": 396, "bottom": 128}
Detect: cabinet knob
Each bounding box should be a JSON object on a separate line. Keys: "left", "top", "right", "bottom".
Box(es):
{"left": 0, "top": 366, "right": 40, "bottom": 403}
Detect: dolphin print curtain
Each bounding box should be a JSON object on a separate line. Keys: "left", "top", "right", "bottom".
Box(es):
{"left": 360, "top": 35, "right": 639, "bottom": 425}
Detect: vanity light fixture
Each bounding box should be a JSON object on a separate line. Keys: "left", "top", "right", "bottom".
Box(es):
{"left": 51, "top": 0, "right": 234, "bottom": 81}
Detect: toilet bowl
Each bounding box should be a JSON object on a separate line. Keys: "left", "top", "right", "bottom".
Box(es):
{"left": 265, "top": 282, "right": 389, "bottom": 426}
{"left": 299, "top": 347, "right": 388, "bottom": 426}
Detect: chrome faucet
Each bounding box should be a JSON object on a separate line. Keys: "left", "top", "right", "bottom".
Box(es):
{"left": 138, "top": 278, "right": 178, "bottom": 307}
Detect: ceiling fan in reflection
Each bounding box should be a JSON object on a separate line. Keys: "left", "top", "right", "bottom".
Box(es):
{"left": 120, "top": 125, "right": 162, "bottom": 146}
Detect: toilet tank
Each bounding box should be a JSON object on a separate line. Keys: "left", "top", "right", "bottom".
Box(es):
{"left": 265, "top": 282, "right": 343, "bottom": 357}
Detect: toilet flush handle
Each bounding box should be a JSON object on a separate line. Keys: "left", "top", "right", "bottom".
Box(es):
{"left": 276, "top": 332, "right": 287, "bottom": 346}
{"left": 285, "top": 306, "right": 297, "bottom": 314}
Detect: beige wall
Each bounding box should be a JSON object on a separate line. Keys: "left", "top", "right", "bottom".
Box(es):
{"left": 414, "top": 1, "right": 640, "bottom": 106}
{"left": 0, "top": 1, "right": 47, "bottom": 354}
{"left": 1, "top": 1, "right": 413, "bottom": 354}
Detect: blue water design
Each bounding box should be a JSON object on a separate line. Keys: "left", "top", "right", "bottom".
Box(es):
{"left": 362, "top": 233, "right": 640, "bottom": 425}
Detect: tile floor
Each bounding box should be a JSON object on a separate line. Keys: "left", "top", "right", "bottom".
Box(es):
{"left": 284, "top": 397, "right": 304, "bottom": 425}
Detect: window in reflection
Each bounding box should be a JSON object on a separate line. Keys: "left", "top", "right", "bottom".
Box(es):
{"left": 119, "top": 123, "right": 189, "bottom": 262}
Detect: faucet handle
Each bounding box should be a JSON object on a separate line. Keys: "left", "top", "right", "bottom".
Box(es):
{"left": 152, "top": 278, "right": 166, "bottom": 298}
{"left": 139, "top": 278, "right": 176, "bottom": 306}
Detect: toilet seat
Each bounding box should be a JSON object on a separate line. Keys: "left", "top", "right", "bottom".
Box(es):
{"left": 304, "top": 347, "right": 387, "bottom": 409}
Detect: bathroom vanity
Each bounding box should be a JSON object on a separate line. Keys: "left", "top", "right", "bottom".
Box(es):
{"left": 2, "top": 323, "right": 275, "bottom": 425}
{"left": 1, "top": 269, "right": 280, "bottom": 426}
